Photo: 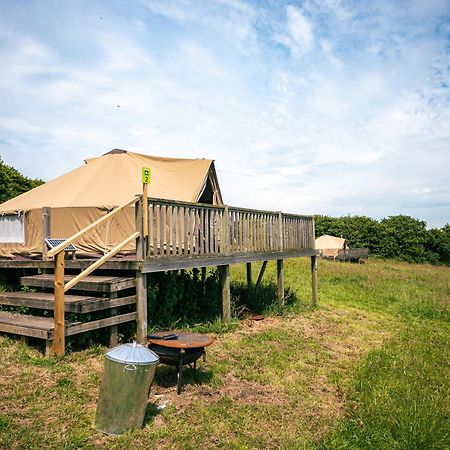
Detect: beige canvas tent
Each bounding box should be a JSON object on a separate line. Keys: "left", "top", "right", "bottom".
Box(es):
{"left": 0, "top": 149, "right": 223, "bottom": 258}
{"left": 315, "top": 234, "right": 347, "bottom": 259}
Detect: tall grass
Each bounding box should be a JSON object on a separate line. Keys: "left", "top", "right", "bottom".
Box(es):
{"left": 0, "top": 257, "right": 448, "bottom": 449}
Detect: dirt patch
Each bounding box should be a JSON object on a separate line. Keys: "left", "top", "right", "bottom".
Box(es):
{"left": 151, "top": 372, "right": 287, "bottom": 412}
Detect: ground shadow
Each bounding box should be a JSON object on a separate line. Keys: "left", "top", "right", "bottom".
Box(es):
{"left": 142, "top": 402, "right": 161, "bottom": 426}
{"left": 153, "top": 363, "right": 214, "bottom": 389}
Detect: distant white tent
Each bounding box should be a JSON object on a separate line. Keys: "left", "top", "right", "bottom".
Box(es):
{"left": 315, "top": 234, "right": 347, "bottom": 259}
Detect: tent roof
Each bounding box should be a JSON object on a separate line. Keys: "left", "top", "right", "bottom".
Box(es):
{"left": 315, "top": 234, "right": 346, "bottom": 250}
{"left": 0, "top": 149, "right": 223, "bottom": 212}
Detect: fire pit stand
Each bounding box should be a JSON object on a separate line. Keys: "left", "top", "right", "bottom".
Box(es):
{"left": 147, "top": 331, "right": 215, "bottom": 394}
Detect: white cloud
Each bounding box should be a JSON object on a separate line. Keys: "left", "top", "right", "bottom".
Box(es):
{"left": 0, "top": 0, "right": 449, "bottom": 227}
{"left": 276, "top": 5, "right": 314, "bottom": 58}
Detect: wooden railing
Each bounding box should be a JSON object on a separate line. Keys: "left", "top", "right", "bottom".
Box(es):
{"left": 47, "top": 195, "right": 141, "bottom": 356}
{"left": 145, "top": 198, "right": 315, "bottom": 258}
{"left": 46, "top": 194, "right": 315, "bottom": 356}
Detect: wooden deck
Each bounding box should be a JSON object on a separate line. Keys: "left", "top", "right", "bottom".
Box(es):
{"left": 0, "top": 196, "right": 318, "bottom": 355}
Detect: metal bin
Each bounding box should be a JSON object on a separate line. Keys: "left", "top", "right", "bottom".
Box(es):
{"left": 95, "top": 342, "right": 159, "bottom": 435}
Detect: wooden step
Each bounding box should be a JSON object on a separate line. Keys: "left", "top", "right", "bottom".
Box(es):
{"left": 0, "top": 311, "right": 75, "bottom": 339}
{"left": 20, "top": 274, "right": 135, "bottom": 293}
{"left": 0, "top": 310, "right": 137, "bottom": 340}
{"left": 0, "top": 292, "right": 136, "bottom": 313}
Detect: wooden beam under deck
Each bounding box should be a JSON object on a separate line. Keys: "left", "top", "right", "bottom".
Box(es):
{"left": 141, "top": 249, "right": 317, "bottom": 273}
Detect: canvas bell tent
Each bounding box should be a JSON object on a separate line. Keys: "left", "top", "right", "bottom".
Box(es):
{"left": 315, "top": 234, "right": 347, "bottom": 259}
{"left": 0, "top": 149, "right": 223, "bottom": 258}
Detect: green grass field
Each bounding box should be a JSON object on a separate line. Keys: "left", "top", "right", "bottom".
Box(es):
{"left": 0, "top": 258, "right": 448, "bottom": 449}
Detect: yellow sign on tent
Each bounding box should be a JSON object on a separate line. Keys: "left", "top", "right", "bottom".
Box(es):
{"left": 142, "top": 167, "right": 151, "bottom": 184}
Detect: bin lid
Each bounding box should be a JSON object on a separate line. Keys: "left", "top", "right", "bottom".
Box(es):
{"left": 106, "top": 343, "right": 159, "bottom": 365}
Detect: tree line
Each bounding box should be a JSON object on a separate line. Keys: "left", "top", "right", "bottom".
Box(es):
{"left": 315, "top": 214, "right": 450, "bottom": 266}
{"left": 0, "top": 157, "right": 43, "bottom": 204}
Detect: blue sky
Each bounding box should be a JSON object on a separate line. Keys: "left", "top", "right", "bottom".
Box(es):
{"left": 0, "top": 0, "right": 449, "bottom": 227}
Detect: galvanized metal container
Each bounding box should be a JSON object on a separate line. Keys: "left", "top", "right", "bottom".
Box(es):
{"left": 95, "top": 343, "right": 159, "bottom": 435}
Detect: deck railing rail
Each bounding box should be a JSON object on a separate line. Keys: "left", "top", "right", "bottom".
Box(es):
{"left": 145, "top": 198, "right": 315, "bottom": 258}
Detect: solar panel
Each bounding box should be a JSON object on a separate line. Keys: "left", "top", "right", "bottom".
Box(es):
{"left": 45, "top": 238, "right": 77, "bottom": 252}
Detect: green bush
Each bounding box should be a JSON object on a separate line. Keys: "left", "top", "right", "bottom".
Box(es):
{"left": 315, "top": 214, "right": 449, "bottom": 266}
{"left": 0, "top": 157, "right": 43, "bottom": 203}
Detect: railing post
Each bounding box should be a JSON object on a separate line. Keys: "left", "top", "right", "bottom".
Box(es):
{"left": 223, "top": 205, "right": 230, "bottom": 255}
{"left": 135, "top": 197, "right": 147, "bottom": 343}
{"left": 278, "top": 212, "right": 283, "bottom": 252}
{"left": 52, "top": 251, "right": 65, "bottom": 356}
{"left": 42, "top": 207, "right": 51, "bottom": 261}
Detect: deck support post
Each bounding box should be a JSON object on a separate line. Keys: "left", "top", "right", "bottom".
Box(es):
{"left": 109, "top": 291, "right": 119, "bottom": 347}
{"left": 52, "top": 251, "right": 65, "bottom": 356}
{"left": 135, "top": 196, "right": 148, "bottom": 344}
{"left": 277, "top": 259, "right": 284, "bottom": 307}
{"left": 246, "top": 262, "right": 252, "bottom": 286}
{"left": 219, "top": 265, "right": 231, "bottom": 323}
{"left": 45, "top": 339, "right": 53, "bottom": 356}
{"left": 311, "top": 255, "right": 318, "bottom": 306}
{"left": 136, "top": 271, "right": 147, "bottom": 343}
{"left": 256, "top": 261, "right": 268, "bottom": 287}
{"left": 201, "top": 267, "right": 207, "bottom": 296}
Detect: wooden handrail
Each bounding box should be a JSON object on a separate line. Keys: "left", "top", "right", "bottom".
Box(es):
{"left": 48, "top": 195, "right": 140, "bottom": 257}
{"left": 50, "top": 195, "right": 141, "bottom": 356}
{"left": 64, "top": 232, "right": 139, "bottom": 292}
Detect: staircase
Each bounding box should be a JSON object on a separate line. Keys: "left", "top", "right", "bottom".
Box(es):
{"left": 0, "top": 272, "right": 137, "bottom": 354}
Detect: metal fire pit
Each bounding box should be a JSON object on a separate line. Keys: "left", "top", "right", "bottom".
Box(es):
{"left": 147, "top": 331, "right": 215, "bottom": 394}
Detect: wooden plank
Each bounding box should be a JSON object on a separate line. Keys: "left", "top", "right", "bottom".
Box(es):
{"left": 109, "top": 292, "right": 119, "bottom": 347}
{"left": 0, "top": 292, "right": 135, "bottom": 313}
{"left": 136, "top": 197, "right": 144, "bottom": 260}
{"left": 223, "top": 205, "right": 230, "bottom": 255}
{"left": 278, "top": 212, "right": 283, "bottom": 251}
{"left": 0, "top": 258, "right": 141, "bottom": 271}
{"left": 219, "top": 265, "right": 231, "bottom": 323}
{"left": 151, "top": 203, "right": 157, "bottom": 257}
{"left": 174, "top": 206, "right": 179, "bottom": 256}
{"left": 184, "top": 207, "right": 189, "bottom": 255}
{"left": 190, "top": 208, "right": 195, "bottom": 255}
{"left": 142, "top": 249, "right": 317, "bottom": 272}
{"left": 277, "top": 259, "right": 284, "bottom": 307}
{"left": 164, "top": 205, "right": 168, "bottom": 256}
{"left": 80, "top": 295, "right": 136, "bottom": 313}
{"left": 135, "top": 271, "right": 147, "bottom": 344}
{"left": 205, "top": 208, "right": 210, "bottom": 254}
{"left": 0, "top": 311, "right": 52, "bottom": 339}
{"left": 64, "top": 233, "right": 139, "bottom": 292}
{"left": 47, "top": 196, "right": 139, "bottom": 257}
{"left": 21, "top": 274, "right": 136, "bottom": 293}
{"left": 170, "top": 206, "right": 175, "bottom": 255}
{"left": 64, "top": 312, "right": 137, "bottom": 337}
{"left": 209, "top": 210, "right": 215, "bottom": 254}
{"left": 200, "top": 208, "right": 205, "bottom": 255}
{"left": 311, "top": 255, "right": 318, "bottom": 306}
{"left": 52, "top": 251, "right": 65, "bottom": 356}
{"left": 256, "top": 260, "right": 268, "bottom": 287}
